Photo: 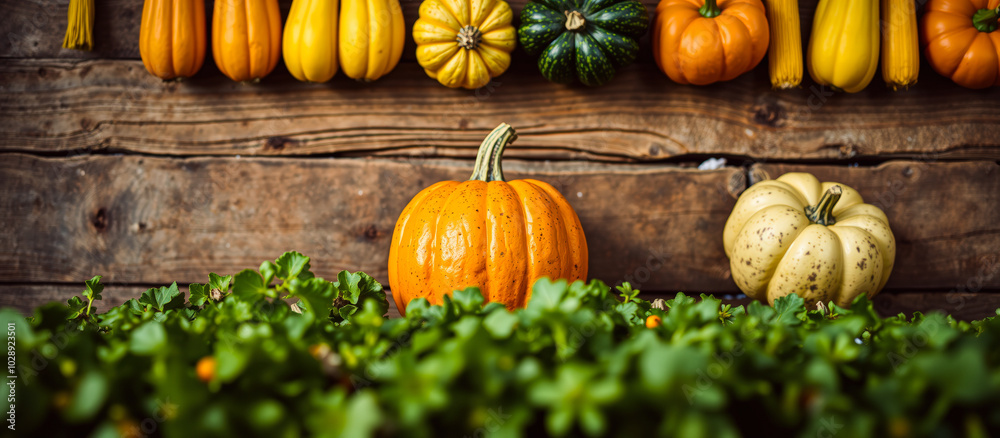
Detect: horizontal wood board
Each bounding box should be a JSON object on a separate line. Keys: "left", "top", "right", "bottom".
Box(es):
{"left": 1, "top": 154, "right": 997, "bottom": 293}
{"left": 1, "top": 58, "right": 998, "bottom": 162}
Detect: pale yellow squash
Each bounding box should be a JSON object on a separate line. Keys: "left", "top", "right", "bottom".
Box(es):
{"left": 413, "top": 0, "right": 517, "bottom": 89}
{"left": 723, "top": 173, "right": 896, "bottom": 308}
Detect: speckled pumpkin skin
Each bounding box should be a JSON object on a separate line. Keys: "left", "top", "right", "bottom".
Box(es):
{"left": 388, "top": 125, "right": 588, "bottom": 314}
{"left": 723, "top": 173, "right": 896, "bottom": 308}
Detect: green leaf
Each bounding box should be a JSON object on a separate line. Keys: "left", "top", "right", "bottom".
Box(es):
{"left": 83, "top": 275, "right": 104, "bottom": 302}
{"left": 294, "top": 277, "right": 336, "bottom": 318}
{"left": 339, "top": 304, "right": 358, "bottom": 321}
{"left": 66, "top": 296, "right": 87, "bottom": 320}
{"left": 189, "top": 283, "right": 210, "bottom": 307}
{"left": 528, "top": 278, "right": 567, "bottom": 311}
{"left": 138, "top": 283, "right": 185, "bottom": 312}
{"left": 233, "top": 269, "right": 268, "bottom": 300}
{"left": 483, "top": 310, "right": 519, "bottom": 339}
{"left": 452, "top": 287, "right": 485, "bottom": 312}
{"left": 772, "top": 293, "right": 805, "bottom": 325}
{"left": 275, "top": 251, "right": 312, "bottom": 280}
{"left": 129, "top": 321, "right": 167, "bottom": 355}
{"left": 63, "top": 369, "right": 109, "bottom": 422}
{"left": 336, "top": 271, "right": 363, "bottom": 305}
{"left": 209, "top": 273, "right": 232, "bottom": 294}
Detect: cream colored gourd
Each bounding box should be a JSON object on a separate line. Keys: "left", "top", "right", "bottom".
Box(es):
{"left": 723, "top": 173, "right": 896, "bottom": 308}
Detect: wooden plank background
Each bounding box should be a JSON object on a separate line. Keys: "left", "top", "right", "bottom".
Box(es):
{"left": 1, "top": 0, "right": 998, "bottom": 319}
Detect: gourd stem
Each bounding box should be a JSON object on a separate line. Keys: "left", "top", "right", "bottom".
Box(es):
{"left": 565, "top": 10, "right": 586, "bottom": 31}
{"left": 972, "top": 7, "right": 1000, "bottom": 33}
{"left": 469, "top": 123, "right": 517, "bottom": 182}
{"left": 457, "top": 25, "right": 482, "bottom": 50}
{"left": 805, "top": 185, "right": 842, "bottom": 226}
{"left": 699, "top": 0, "right": 722, "bottom": 18}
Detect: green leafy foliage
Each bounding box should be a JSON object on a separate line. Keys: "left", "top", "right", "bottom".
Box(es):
{"left": 5, "top": 253, "right": 1000, "bottom": 437}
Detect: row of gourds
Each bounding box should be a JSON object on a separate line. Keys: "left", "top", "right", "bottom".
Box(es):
{"left": 139, "top": 0, "right": 1000, "bottom": 90}
{"left": 388, "top": 122, "right": 896, "bottom": 313}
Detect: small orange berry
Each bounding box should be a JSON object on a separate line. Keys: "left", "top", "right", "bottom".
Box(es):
{"left": 645, "top": 315, "right": 662, "bottom": 328}
{"left": 196, "top": 356, "right": 217, "bottom": 383}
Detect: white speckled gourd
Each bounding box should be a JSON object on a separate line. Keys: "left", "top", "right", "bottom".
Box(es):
{"left": 723, "top": 172, "right": 896, "bottom": 308}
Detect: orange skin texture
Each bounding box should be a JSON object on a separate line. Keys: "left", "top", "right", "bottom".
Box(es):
{"left": 921, "top": 0, "right": 1000, "bottom": 89}
{"left": 652, "top": 0, "right": 769, "bottom": 85}
{"left": 212, "top": 0, "right": 283, "bottom": 82}
{"left": 140, "top": 0, "right": 207, "bottom": 80}
{"left": 388, "top": 179, "right": 588, "bottom": 313}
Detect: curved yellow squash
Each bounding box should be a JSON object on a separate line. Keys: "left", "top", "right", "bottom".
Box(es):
{"left": 212, "top": 0, "right": 282, "bottom": 82}
{"left": 339, "top": 0, "right": 405, "bottom": 81}
{"left": 807, "top": 0, "right": 879, "bottom": 93}
{"left": 413, "top": 0, "right": 517, "bottom": 89}
{"left": 723, "top": 173, "right": 896, "bottom": 308}
{"left": 139, "top": 0, "right": 206, "bottom": 80}
{"left": 284, "top": 0, "right": 339, "bottom": 83}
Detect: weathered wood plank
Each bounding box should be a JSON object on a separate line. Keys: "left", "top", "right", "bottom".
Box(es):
{"left": 2, "top": 59, "right": 999, "bottom": 161}
{"left": 4, "top": 284, "right": 995, "bottom": 321}
{"left": 0, "top": 153, "right": 743, "bottom": 291}
{"left": 753, "top": 161, "right": 1000, "bottom": 292}
{"left": 2, "top": 154, "right": 999, "bottom": 292}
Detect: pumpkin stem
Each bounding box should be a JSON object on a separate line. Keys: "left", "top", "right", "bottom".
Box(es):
{"left": 469, "top": 123, "right": 517, "bottom": 182}
{"left": 805, "top": 185, "right": 842, "bottom": 226}
{"left": 457, "top": 25, "right": 482, "bottom": 50}
{"left": 699, "top": 0, "right": 722, "bottom": 18}
{"left": 972, "top": 7, "right": 999, "bottom": 33}
{"left": 565, "top": 11, "right": 586, "bottom": 31}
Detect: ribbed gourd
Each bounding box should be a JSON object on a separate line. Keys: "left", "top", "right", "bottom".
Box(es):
{"left": 283, "top": 0, "right": 339, "bottom": 83}
{"left": 517, "top": 0, "right": 650, "bottom": 87}
{"left": 140, "top": 0, "right": 207, "bottom": 80}
{"left": 212, "top": 0, "right": 282, "bottom": 82}
{"left": 388, "top": 123, "right": 588, "bottom": 313}
{"left": 339, "top": 0, "right": 405, "bottom": 81}
{"left": 921, "top": 0, "right": 1000, "bottom": 89}
{"left": 413, "top": 0, "right": 518, "bottom": 89}
{"left": 881, "top": 0, "right": 919, "bottom": 90}
{"left": 765, "top": 0, "right": 802, "bottom": 89}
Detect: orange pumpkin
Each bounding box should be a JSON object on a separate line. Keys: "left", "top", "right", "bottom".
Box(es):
{"left": 212, "top": 0, "right": 282, "bottom": 82}
{"left": 652, "top": 0, "right": 769, "bottom": 85}
{"left": 140, "top": 0, "right": 206, "bottom": 80}
{"left": 388, "top": 124, "right": 588, "bottom": 313}
{"left": 921, "top": 0, "right": 1000, "bottom": 89}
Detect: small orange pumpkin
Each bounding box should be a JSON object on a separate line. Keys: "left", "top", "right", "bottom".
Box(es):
{"left": 652, "top": 0, "right": 769, "bottom": 85}
{"left": 139, "top": 0, "right": 207, "bottom": 80}
{"left": 921, "top": 0, "right": 1000, "bottom": 89}
{"left": 388, "top": 124, "right": 588, "bottom": 313}
{"left": 212, "top": 0, "right": 282, "bottom": 82}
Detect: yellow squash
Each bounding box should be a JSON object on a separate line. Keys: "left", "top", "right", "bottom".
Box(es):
{"left": 723, "top": 173, "right": 896, "bottom": 308}
{"left": 413, "top": 0, "right": 517, "bottom": 89}
{"left": 807, "top": 0, "right": 879, "bottom": 93}
{"left": 339, "top": 0, "right": 405, "bottom": 81}
{"left": 140, "top": 0, "right": 207, "bottom": 80}
{"left": 212, "top": 0, "right": 282, "bottom": 82}
{"left": 284, "top": 0, "right": 339, "bottom": 83}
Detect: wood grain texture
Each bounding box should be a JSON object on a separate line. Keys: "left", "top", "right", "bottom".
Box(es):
{"left": 753, "top": 161, "right": 1000, "bottom": 292}
{"left": 0, "top": 153, "right": 743, "bottom": 291}
{"left": 2, "top": 154, "right": 998, "bottom": 293}
{"left": 2, "top": 59, "right": 999, "bottom": 162}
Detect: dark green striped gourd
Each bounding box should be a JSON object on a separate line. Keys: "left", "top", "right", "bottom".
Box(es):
{"left": 518, "top": 0, "right": 649, "bottom": 86}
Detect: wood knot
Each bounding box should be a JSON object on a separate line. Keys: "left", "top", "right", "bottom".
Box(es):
{"left": 752, "top": 103, "right": 784, "bottom": 127}
{"left": 363, "top": 225, "right": 382, "bottom": 240}
{"left": 92, "top": 208, "right": 108, "bottom": 231}
{"left": 266, "top": 137, "right": 294, "bottom": 151}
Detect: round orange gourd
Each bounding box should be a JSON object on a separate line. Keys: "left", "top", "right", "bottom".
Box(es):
{"left": 388, "top": 124, "right": 588, "bottom": 313}
{"left": 652, "top": 0, "right": 769, "bottom": 85}
{"left": 140, "top": 0, "right": 206, "bottom": 80}
{"left": 212, "top": 0, "right": 282, "bottom": 82}
{"left": 921, "top": 0, "right": 1000, "bottom": 89}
